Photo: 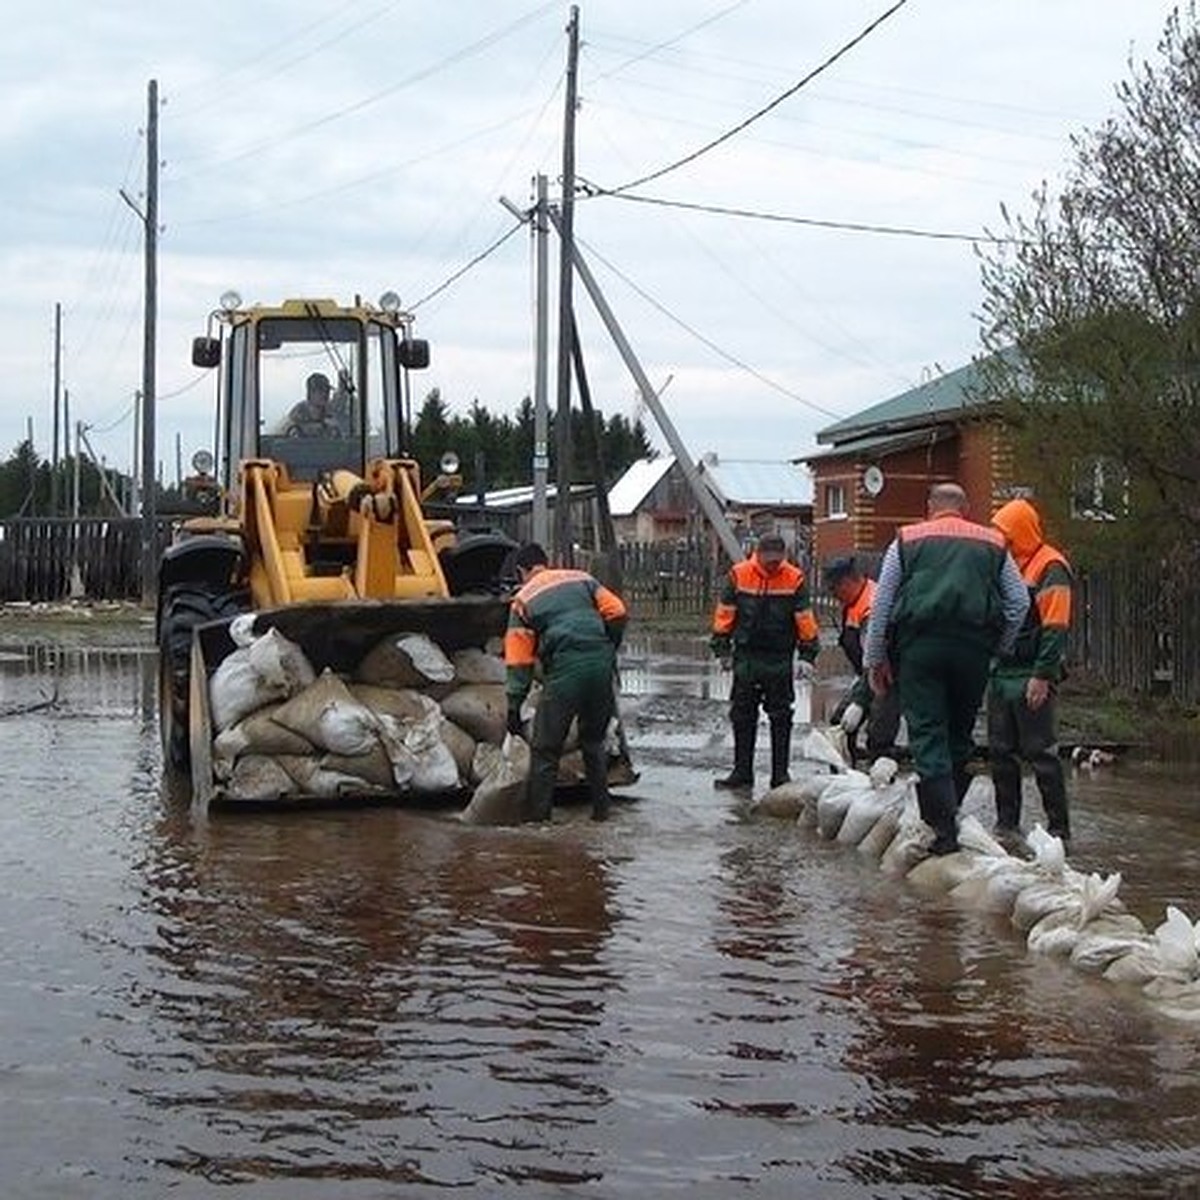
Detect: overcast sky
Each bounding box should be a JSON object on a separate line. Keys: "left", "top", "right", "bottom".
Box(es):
{"left": 0, "top": 0, "right": 1182, "bottom": 484}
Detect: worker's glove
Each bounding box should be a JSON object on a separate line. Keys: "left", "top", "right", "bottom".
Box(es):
{"left": 795, "top": 659, "right": 816, "bottom": 683}
{"left": 840, "top": 702, "right": 865, "bottom": 734}
{"left": 506, "top": 702, "right": 525, "bottom": 737}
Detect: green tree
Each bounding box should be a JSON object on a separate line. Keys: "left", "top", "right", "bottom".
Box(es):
{"left": 978, "top": 5, "right": 1200, "bottom": 567}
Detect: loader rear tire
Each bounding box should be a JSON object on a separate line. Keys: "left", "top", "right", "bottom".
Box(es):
{"left": 158, "top": 585, "right": 246, "bottom": 771}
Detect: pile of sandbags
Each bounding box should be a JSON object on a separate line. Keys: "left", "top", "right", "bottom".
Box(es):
{"left": 206, "top": 622, "right": 624, "bottom": 809}
{"left": 750, "top": 734, "right": 1200, "bottom": 1023}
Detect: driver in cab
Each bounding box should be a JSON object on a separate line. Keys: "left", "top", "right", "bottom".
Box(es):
{"left": 286, "top": 372, "right": 337, "bottom": 436}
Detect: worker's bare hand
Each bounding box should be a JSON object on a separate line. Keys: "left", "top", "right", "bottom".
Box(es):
{"left": 1025, "top": 677, "right": 1050, "bottom": 711}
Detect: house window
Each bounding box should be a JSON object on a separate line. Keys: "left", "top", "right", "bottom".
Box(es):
{"left": 1071, "top": 456, "right": 1128, "bottom": 522}
{"left": 826, "top": 482, "right": 847, "bottom": 518}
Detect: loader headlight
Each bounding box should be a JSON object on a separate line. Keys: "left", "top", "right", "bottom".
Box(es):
{"left": 191, "top": 449, "right": 215, "bottom": 476}
{"left": 379, "top": 290, "right": 402, "bottom": 314}
{"left": 439, "top": 451, "right": 460, "bottom": 476}
{"left": 219, "top": 290, "right": 242, "bottom": 313}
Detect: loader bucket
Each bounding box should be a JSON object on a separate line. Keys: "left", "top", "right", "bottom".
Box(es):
{"left": 185, "top": 596, "right": 636, "bottom": 811}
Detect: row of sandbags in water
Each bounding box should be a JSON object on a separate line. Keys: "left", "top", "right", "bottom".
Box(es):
{"left": 205, "top": 619, "right": 618, "bottom": 808}
{"left": 754, "top": 740, "right": 1200, "bottom": 1023}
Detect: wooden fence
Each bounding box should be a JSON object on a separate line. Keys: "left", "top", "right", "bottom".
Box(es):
{"left": 3, "top": 519, "right": 1199, "bottom": 705}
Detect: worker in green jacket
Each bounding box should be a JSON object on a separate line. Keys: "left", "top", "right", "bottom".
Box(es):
{"left": 710, "top": 532, "right": 821, "bottom": 792}
{"left": 504, "top": 542, "right": 628, "bottom": 823}
{"left": 864, "top": 483, "right": 1029, "bottom": 855}
{"left": 988, "top": 497, "right": 1074, "bottom": 846}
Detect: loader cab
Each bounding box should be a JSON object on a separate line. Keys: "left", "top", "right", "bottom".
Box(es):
{"left": 196, "top": 296, "right": 428, "bottom": 491}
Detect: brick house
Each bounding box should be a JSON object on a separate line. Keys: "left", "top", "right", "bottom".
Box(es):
{"left": 800, "top": 355, "right": 1016, "bottom": 570}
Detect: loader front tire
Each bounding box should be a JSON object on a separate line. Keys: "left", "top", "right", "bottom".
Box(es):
{"left": 158, "top": 585, "right": 245, "bottom": 771}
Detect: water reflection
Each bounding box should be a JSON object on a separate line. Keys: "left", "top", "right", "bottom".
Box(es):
{"left": 125, "top": 802, "right": 620, "bottom": 1187}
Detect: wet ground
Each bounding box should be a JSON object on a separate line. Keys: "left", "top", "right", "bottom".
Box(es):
{"left": 2, "top": 618, "right": 1200, "bottom": 1198}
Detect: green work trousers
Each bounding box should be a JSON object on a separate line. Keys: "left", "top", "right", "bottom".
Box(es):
{"left": 525, "top": 653, "right": 615, "bottom": 821}
{"left": 896, "top": 633, "right": 991, "bottom": 781}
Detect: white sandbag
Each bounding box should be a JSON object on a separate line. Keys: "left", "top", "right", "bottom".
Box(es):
{"left": 229, "top": 612, "right": 258, "bottom": 648}
{"left": 271, "top": 669, "right": 382, "bottom": 757}
{"left": 1104, "top": 941, "right": 1169, "bottom": 985}
{"left": 960, "top": 773, "right": 995, "bottom": 812}
{"left": 907, "top": 851, "right": 983, "bottom": 895}
{"left": 376, "top": 710, "right": 461, "bottom": 793}
{"left": 1141, "top": 977, "right": 1200, "bottom": 1021}
{"left": 439, "top": 683, "right": 509, "bottom": 745}
{"left": 471, "top": 740, "right": 503, "bottom": 786}
{"left": 837, "top": 783, "right": 905, "bottom": 846}
{"left": 356, "top": 632, "right": 455, "bottom": 689}
{"left": 1012, "top": 879, "right": 1082, "bottom": 931}
{"left": 1069, "top": 915, "right": 1150, "bottom": 974}
{"left": 208, "top": 627, "right": 317, "bottom": 732}
{"left": 212, "top": 702, "right": 316, "bottom": 777}
{"left": 957, "top": 814, "right": 1009, "bottom": 860}
{"left": 451, "top": 646, "right": 507, "bottom": 685}
{"left": 322, "top": 742, "right": 397, "bottom": 791}
{"left": 1026, "top": 823, "right": 1068, "bottom": 873}
{"left": 281, "top": 754, "right": 391, "bottom": 799}
{"left": 1027, "top": 908, "right": 1084, "bottom": 957}
{"left": 868, "top": 756, "right": 899, "bottom": 786}
{"left": 856, "top": 803, "right": 902, "bottom": 861}
{"left": 460, "top": 734, "right": 531, "bottom": 826}
{"left": 796, "top": 726, "right": 849, "bottom": 773}
{"left": 815, "top": 770, "right": 872, "bottom": 839}
{"left": 878, "top": 799, "right": 929, "bottom": 877}
{"left": 349, "top": 683, "right": 438, "bottom": 724}
{"left": 952, "top": 859, "right": 1041, "bottom": 913}
{"left": 1152, "top": 906, "right": 1200, "bottom": 981}
{"left": 439, "top": 719, "right": 477, "bottom": 781}
{"left": 226, "top": 754, "right": 297, "bottom": 800}
{"left": 753, "top": 779, "right": 813, "bottom": 820}
{"left": 557, "top": 750, "right": 586, "bottom": 785}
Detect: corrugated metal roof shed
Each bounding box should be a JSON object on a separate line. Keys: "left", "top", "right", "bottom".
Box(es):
{"left": 698, "top": 457, "right": 812, "bottom": 506}
{"left": 607, "top": 455, "right": 676, "bottom": 516}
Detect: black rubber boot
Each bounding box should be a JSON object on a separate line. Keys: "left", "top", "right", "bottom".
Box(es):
{"left": 582, "top": 740, "right": 611, "bottom": 822}
{"left": 952, "top": 763, "right": 972, "bottom": 811}
{"left": 916, "top": 775, "right": 960, "bottom": 855}
{"left": 1033, "top": 755, "right": 1070, "bottom": 845}
{"left": 768, "top": 717, "right": 792, "bottom": 789}
{"left": 714, "top": 719, "right": 756, "bottom": 790}
{"left": 991, "top": 756, "right": 1023, "bottom": 834}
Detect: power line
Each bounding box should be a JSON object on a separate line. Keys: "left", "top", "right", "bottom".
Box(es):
{"left": 575, "top": 234, "right": 842, "bottom": 420}
{"left": 409, "top": 221, "right": 525, "bottom": 310}
{"left": 592, "top": 0, "right": 752, "bottom": 81}
{"left": 591, "top": 189, "right": 1033, "bottom": 245}
{"left": 599, "top": 0, "right": 910, "bottom": 196}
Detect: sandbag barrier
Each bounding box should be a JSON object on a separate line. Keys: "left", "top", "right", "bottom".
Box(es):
{"left": 203, "top": 619, "right": 625, "bottom": 821}
{"left": 753, "top": 733, "right": 1200, "bottom": 1023}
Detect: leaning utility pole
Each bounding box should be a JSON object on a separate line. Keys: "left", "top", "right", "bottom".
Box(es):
{"left": 553, "top": 6, "right": 580, "bottom": 565}
{"left": 122, "top": 79, "right": 159, "bottom": 606}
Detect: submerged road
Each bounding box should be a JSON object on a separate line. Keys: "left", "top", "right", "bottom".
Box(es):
{"left": 1, "top": 621, "right": 1199, "bottom": 1198}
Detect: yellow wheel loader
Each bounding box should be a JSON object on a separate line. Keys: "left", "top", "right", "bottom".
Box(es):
{"left": 156, "top": 294, "right": 530, "bottom": 807}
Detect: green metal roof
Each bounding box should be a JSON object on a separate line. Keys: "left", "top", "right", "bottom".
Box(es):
{"left": 816, "top": 349, "right": 1016, "bottom": 446}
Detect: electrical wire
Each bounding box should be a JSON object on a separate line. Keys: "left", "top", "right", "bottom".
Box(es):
{"left": 598, "top": 0, "right": 910, "bottom": 196}
{"left": 592, "top": 0, "right": 753, "bottom": 81}
{"left": 409, "top": 221, "right": 525, "bottom": 310}
{"left": 591, "top": 189, "right": 1034, "bottom": 245}
{"left": 575, "top": 234, "right": 843, "bottom": 420}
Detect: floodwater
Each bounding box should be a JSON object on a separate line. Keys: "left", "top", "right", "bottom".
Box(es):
{"left": 2, "top": 620, "right": 1200, "bottom": 1199}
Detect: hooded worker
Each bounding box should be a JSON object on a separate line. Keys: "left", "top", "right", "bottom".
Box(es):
{"left": 988, "top": 497, "right": 1074, "bottom": 847}
{"left": 710, "top": 532, "right": 820, "bottom": 792}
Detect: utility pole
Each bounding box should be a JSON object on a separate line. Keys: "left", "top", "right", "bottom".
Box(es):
{"left": 121, "top": 79, "right": 159, "bottom": 606}
{"left": 532, "top": 173, "right": 550, "bottom": 546}
{"left": 51, "top": 302, "right": 61, "bottom": 518}
{"left": 553, "top": 5, "right": 580, "bottom": 566}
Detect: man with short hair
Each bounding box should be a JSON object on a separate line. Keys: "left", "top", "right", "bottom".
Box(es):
{"left": 988, "top": 497, "right": 1074, "bottom": 846}
{"left": 824, "top": 555, "right": 901, "bottom": 757}
{"left": 504, "top": 542, "right": 627, "bottom": 822}
{"left": 710, "top": 532, "right": 821, "bottom": 792}
{"left": 864, "top": 483, "right": 1028, "bottom": 855}
{"left": 286, "top": 372, "right": 334, "bottom": 435}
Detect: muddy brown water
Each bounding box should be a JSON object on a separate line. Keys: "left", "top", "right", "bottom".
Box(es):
{"left": 2, "top": 621, "right": 1200, "bottom": 1198}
